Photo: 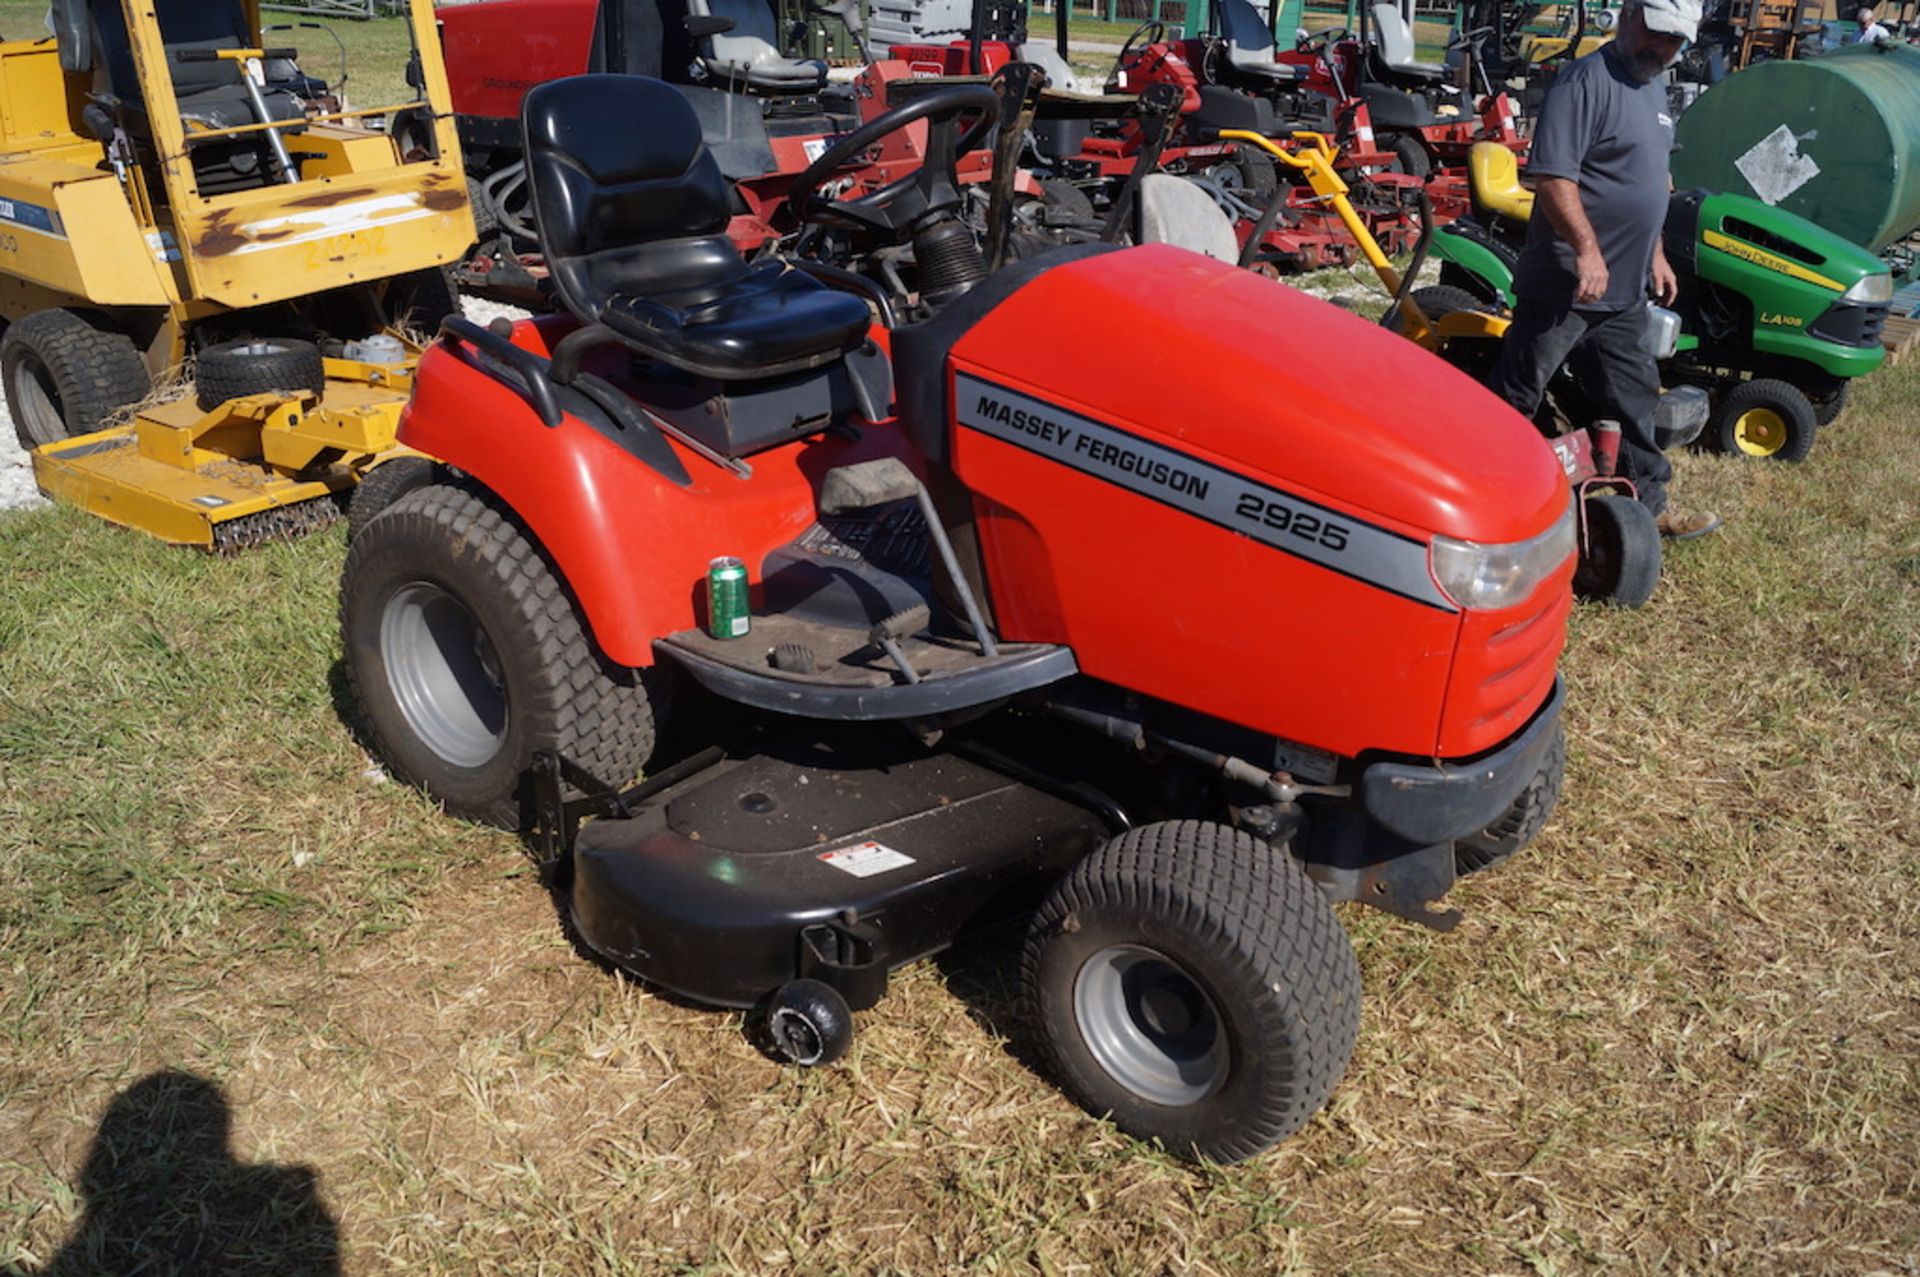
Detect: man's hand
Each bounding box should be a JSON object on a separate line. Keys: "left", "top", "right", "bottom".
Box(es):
{"left": 1537, "top": 177, "right": 1609, "bottom": 303}
{"left": 1575, "top": 247, "right": 1610, "bottom": 304}
{"left": 1649, "top": 246, "right": 1679, "bottom": 306}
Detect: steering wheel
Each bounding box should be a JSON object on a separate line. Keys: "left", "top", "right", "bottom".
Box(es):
{"left": 1297, "top": 25, "right": 1349, "bottom": 55}
{"left": 1446, "top": 23, "right": 1498, "bottom": 54}
{"left": 1111, "top": 19, "right": 1168, "bottom": 81}
{"left": 788, "top": 84, "right": 1001, "bottom": 238}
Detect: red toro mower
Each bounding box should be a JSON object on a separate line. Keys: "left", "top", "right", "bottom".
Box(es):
{"left": 341, "top": 74, "right": 1574, "bottom": 1162}
{"left": 437, "top": 0, "right": 1015, "bottom": 301}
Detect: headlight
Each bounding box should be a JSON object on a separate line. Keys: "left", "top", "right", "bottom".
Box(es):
{"left": 1841, "top": 273, "right": 1894, "bottom": 305}
{"left": 1430, "top": 498, "right": 1576, "bottom": 610}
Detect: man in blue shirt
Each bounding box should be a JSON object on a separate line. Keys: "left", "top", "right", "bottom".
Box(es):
{"left": 1489, "top": 0, "right": 1721, "bottom": 540}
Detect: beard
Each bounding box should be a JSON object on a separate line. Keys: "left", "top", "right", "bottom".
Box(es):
{"left": 1621, "top": 37, "right": 1679, "bottom": 83}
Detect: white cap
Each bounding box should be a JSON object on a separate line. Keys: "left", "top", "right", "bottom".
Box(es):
{"left": 1636, "top": 0, "right": 1702, "bottom": 41}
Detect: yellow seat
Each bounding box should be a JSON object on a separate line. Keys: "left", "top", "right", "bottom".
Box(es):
{"left": 1469, "top": 141, "right": 1535, "bottom": 225}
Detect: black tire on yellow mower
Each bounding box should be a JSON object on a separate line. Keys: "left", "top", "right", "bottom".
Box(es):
{"left": 1710, "top": 377, "right": 1816, "bottom": 463}
{"left": 2, "top": 309, "right": 152, "bottom": 447}
{"left": 340, "top": 483, "right": 663, "bottom": 831}
{"left": 195, "top": 338, "right": 326, "bottom": 411}
{"left": 1022, "top": 820, "right": 1362, "bottom": 1163}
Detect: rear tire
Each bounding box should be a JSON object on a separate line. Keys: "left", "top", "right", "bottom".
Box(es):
{"left": 1807, "top": 380, "right": 1848, "bottom": 427}
{"left": 1455, "top": 723, "right": 1565, "bottom": 875}
{"left": 1710, "top": 378, "right": 1816, "bottom": 462}
{"left": 467, "top": 175, "right": 498, "bottom": 242}
{"left": 340, "top": 483, "right": 661, "bottom": 830}
{"left": 1023, "top": 820, "right": 1362, "bottom": 1163}
{"left": 1573, "top": 493, "right": 1660, "bottom": 608}
{"left": 1382, "top": 131, "right": 1433, "bottom": 180}
{"left": 1206, "top": 148, "right": 1278, "bottom": 201}
{"left": 1036, "top": 178, "right": 1097, "bottom": 227}
{"left": 2, "top": 309, "right": 151, "bottom": 446}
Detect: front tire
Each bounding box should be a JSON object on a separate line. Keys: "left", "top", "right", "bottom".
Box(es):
{"left": 1455, "top": 723, "right": 1565, "bottom": 875}
{"left": 1023, "top": 821, "right": 1362, "bottom": 1163}
{"left": 340, "top": 483, "right": 660, "bottom": 830}
{"left": 2, "top": 309, "right": 151, "bottom": 446}
{"left": 1711, "top": 378, "right": 1816, "bottom": 462}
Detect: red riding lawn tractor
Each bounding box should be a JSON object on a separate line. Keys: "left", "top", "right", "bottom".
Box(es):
{"left": 341, "top": 73, "right": 1575, "bottom": 1163}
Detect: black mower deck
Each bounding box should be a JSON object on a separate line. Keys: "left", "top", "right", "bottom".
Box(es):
{"left": 567, "top": 730, "right": 1112, "bottom": 1009}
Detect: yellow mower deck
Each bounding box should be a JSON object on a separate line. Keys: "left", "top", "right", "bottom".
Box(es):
{"left": 33, "top": 356, "right": 417, "bottom": 550}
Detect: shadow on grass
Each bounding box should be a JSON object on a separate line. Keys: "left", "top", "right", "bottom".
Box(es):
{"left": 15, "top": 1071, "right": 338, "bottom": 1277}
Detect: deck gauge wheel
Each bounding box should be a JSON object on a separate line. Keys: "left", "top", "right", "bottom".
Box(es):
{"left": 765, "top": 979, "right": 855, "bottom": 1067}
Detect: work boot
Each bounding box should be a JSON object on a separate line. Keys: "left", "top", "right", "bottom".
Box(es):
{"left": 1655, "top": 508, "right": 1722, "bottom": 540}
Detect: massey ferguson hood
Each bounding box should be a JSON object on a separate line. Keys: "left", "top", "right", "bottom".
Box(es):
{"left": 947, "top": 244, "right": 1567, "bottom": 547}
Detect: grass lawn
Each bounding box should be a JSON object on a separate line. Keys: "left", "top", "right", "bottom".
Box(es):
{"left": 1, "top": 328, "right": 1917, "bottom": 1272}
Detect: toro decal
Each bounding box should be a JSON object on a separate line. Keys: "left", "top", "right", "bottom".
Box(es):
{"left": 956, "top": 374, "right": 1454, "bottom": 611}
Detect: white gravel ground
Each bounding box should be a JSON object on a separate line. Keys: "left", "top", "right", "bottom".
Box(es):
{"left": 0, "top": 295, "right": 533, "bottom": 517}
{"left": 0, "top": 398, "right": 44, "bottom": 515}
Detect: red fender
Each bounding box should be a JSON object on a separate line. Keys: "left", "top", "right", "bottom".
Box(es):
{"left": 397, "top": 318, "right": 907, "bottom": 669}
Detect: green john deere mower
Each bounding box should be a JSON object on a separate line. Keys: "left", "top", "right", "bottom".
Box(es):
{"left": 1431, "top": 143, "right": 1892, "bottom": 462}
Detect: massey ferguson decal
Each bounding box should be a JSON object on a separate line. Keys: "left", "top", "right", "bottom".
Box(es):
{"left": 956, "top": 374, "right": 1455, "bottom": 611}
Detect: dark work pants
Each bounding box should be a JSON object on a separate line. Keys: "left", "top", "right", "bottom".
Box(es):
{"left": 1487, "top": 299, "right": 1672, "bottom": 514}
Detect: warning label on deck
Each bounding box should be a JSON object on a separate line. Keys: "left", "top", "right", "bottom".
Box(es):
{"left": 818, "top": 841, "right": 916, "bottom": 878}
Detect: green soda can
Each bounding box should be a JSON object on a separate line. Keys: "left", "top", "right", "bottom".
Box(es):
{"left": 706, "top": 556, "right": 750, "bottom": 639}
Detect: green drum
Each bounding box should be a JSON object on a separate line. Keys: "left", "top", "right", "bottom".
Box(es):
{"left": 1672, "top": 44, "right": 1920, "bottom": 254}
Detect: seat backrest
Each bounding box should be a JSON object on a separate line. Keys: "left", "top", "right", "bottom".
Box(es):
{"left": 692, "top": 0, "right": 781, "bottom": 68}
{"left": 1019, "top": 40, "right": 1082, "bottom": 95}
{"left": 1468, "top": 140, "right": 1534, "bottom": 224}
{"left": 1371, "top": 3, "right": 1420, "bottom": 68}
{"left": 84, "top": 0, "right": 254, "bottom": 108}
{"left": 522, "top": 75, "right": 746, "bottom": 320}
{"left": 1220, "top": 0, "right": 1276, "bottom": 60}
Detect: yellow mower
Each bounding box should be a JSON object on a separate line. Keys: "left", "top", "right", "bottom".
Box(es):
{"left": 4, "top": 0, "right": 471, "bottom": 549}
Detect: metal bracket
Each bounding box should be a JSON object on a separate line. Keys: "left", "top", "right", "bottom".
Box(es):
{"left": 1100, "top": 82, "right": 1184, "bottom": 243}
{"left": 529, "top": 745, "right": 727, "bottom": 887}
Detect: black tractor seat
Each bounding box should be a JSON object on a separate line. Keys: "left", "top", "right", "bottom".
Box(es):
{"left": 73, "top": 0, "right": 306, "bottom": 134}
{"left": 523, "top": 74, "right": 870, "bottom": 382}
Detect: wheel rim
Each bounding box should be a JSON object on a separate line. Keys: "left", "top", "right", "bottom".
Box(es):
{"left": 1731, "top": 406, "right": 1788, "bottom": 456}
{"left": 771, "top": 1008, "right": 825, "bottom": 1065}
{"left": 1205, "top": 163, "right": 1244, "bottom": 192}
{"left": 1073, "top": 944, "right": 1229, "bottom": 1106}
{"left": 379, "top": 582, "right": 509, "bottom": 769}
{"left": 9, "top": 354, "right": 67, "bottom": 444}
